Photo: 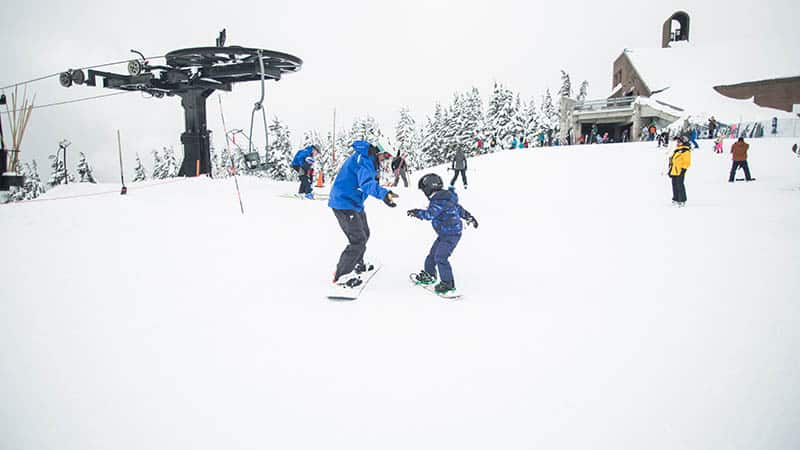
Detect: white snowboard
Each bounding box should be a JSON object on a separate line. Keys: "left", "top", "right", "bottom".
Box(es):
{"left": 327, "top": 264, "right": 382, "bottom": 301}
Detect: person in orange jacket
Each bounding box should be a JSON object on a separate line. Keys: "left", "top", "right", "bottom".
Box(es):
{"left": 669, "top": 136, "right": 692, "bottom": 207}
{"left": 728, "top": 137, "right": 754, "bottom": 182}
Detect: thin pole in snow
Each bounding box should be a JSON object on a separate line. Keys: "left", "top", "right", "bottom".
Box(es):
{"left": 117, "top": 130, "right": 127, "bottom": 195}
{"left": 219, "top": 95, "right": 244, "bottom": 214}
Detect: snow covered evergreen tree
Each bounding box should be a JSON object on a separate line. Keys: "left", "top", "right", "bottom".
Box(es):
{"left": 395, "top": 107, "right": 421, "bottom": 170}
{"left": 349, "top": 116, "right": 383, "bottom": 144}
{"left": 420, "top": 103, "right": 445, "bottom": 166}
{"left": 577, "top": 80, "right": 589, "bottom": 103}
{"left": 539, "top": 89, "right": 560, "bottom": 145}
{"left": 264, "top": 116, "right": 293, "bottom": 181}
{"left": 151, "top": 149, "right": 165, "bottom": 180}
{"left": 23, "top": 160, "right": 47, "bottom": 200}
{"left": 47, "top": 153, "right": 74, "bottom": 186}
{"left": 161, "top": 146, "right": 179, "bottom": 178}
{"left": 486, "top": 82, "right": 516, "bottom": 149}
{"left": 559, "top": 70, "right": 573, "bottom": 99}
{"left": 460, "top": 87, "right": 484, "bottom": 157}
{"left": 133, "top": 153, "right": 147, "bottom": 182}
{"left": 76, "top": 152, "right": 97, "bottom": 183}
{"left": 524, "top": 97, "right": 542, "bottom": 145}
{"left": 512, "top": 94, "right": 527, "bottom": 142}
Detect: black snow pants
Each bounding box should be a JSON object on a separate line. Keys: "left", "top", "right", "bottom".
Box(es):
{"left": 332, "top": 209, "right": 370, "bottom": 280}
{"left": 450, "top": 169, "right": 467, "bottom": 187}
{"left": 671, "top": 170, "right": 687, "bottom": 203}
{"left": 729, "top": 160, "right": 753, "bottom": 181}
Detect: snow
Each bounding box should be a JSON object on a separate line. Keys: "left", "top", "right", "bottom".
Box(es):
{"left": 623, "top": 40, "right": 800, "bottom": 124}
{"left": 2, "top": 139, "right": 800, "bottom": 450}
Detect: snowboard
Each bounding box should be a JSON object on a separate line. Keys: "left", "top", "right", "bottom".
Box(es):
{"left": 327, "top": 264, "right": 382, "bottom": 301}
{"left": 279, "top": 192, "right": 329, "bottom": 201}
{"left": 734, "top": 178, "right": 756, "bottom": 181}
{"left": 408, "top": 273, "right": 463, "bottom": 300}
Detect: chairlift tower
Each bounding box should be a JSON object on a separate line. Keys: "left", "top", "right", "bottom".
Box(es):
{"left": 60, "top": 32, "right": 302, "bottom": 176}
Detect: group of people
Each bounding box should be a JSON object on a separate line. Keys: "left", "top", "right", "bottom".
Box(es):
{"left": 292, "top": 141, "right": 478, "bottom": 296}
{"left": 668, "top": 134, "right": 755, "bottom": 207}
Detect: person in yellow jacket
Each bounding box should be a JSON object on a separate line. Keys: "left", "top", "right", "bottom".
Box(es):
{"left": 669, "top": 136, "right": 692, "bottom": 207}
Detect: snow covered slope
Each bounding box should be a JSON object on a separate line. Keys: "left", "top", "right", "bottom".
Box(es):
{"left": 2, "top": 139, "right": 799, "bottom": 450}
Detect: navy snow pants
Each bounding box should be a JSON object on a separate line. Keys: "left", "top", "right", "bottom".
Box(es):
{"left": 424, "top": 234, "right": 461, "bottom": 284}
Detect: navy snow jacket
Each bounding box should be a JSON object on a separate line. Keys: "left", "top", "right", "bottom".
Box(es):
{"left": 327, "top": 140, "right": 389, "bottom": 212}
{"left": 291, "top": 146, "right": 315, "bottom": 170}
{"left": 415, "top": 188, "right": 472, "bottom": 235}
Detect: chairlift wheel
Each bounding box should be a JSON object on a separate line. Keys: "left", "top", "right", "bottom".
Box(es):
{"left": 59, "top": 72, "right": 73, "bottom": 87}
{"left": 71, "top": 69, "right": 86, "bottom": 85}
{"left": 128, "top": 59, "right": 143, "bottom": 76}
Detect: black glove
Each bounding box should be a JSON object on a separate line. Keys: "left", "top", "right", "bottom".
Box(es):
{"left": 384, "top": 191, "right": 398, "bottom": 208}
{"left": 466, "top": 215, "right": 479, "bottom": 229}
{"left": 407, "top": 209, "right": 421, "bottom": 218}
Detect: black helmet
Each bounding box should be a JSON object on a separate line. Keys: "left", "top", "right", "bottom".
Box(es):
{"left": 418, "top": 173, "right": 443, "bottom": 198}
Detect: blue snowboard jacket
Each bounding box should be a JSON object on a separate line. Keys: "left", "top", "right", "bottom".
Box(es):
{"left": 414, "top": 188, "right": 473, "bottom": 236}
{"left": 291, "top": 146, "right": 315, "bottom": 169}
{"left": 327, "top": 140, "right": 389, "bottom": 212}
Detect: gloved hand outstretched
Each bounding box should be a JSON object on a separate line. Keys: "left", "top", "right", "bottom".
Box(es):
{"left": 383, "top": 191, "right": 398, "bottom": 208}
{"left": 407, "top": 209, "right": 421, "bottom": 218}
{"left": 466, "top": 215, "right": 479, "bottom": 229}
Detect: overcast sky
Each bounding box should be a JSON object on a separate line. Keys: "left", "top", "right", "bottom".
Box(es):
{"left": 2, "top": 0, "right": 798, "bottom": 180}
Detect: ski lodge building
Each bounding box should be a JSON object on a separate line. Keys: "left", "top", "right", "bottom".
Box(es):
{"left": 561, "top": 11, "right": 800, "bottom": 143}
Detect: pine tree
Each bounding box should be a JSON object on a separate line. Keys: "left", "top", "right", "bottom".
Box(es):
{"left": 161, "top": 146, "right": 179, "bottom": 178}
{"left": 540, "top": 89, "right": 560, "bottom": 145}
{"left": 349, "top": 116, "right": 383, "bottom": 144}
{"left": 577, "top": 80, "right": 589, "bottom": 102}
{"left": 460, "top": 87, "right": 484, "bottom": 157}
{"left": 133, "top": 153, "right": 147, "bottom": 182}
{"left": 486, "top": 82, "right": 516, "bottom": 149}
{"left": 47, "top": 153, "right": 74, "bottom": 186}
{"left": 151, "top": 149, "right": 165, "bottom": 180}
{"left": 559, "top": 70, "right": 573, "bottom": 99}
{"left": 76, "top": 152, "right": 97, "bottom": 183}
{"left": 395, "top": 107, "right": 421, "bottom": 170}
{"left": 264, "top": 116, "right": 293, "bottom": 181}
{"left": 512, "top": 94, "right": 527, "bottom": 141}
{"left": 421, "top": 103, "right": 445, "bottom": 166}
{"left": 524, "top": 99, "right": 541, "bottom": 146}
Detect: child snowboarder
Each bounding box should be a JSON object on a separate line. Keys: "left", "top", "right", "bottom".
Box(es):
{"left": 714, "top": 133, "right": 724, "bottom": 154}
{"left": 407, "top": 173, "right": 478, "bottom": 295}
{"left": 669, "top": 136, "right": 692, "bottom": 207}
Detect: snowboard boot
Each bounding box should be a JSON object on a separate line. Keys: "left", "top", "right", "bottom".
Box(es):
{"left": 414, "top": 270, "right": 437, "bottom": 285}
{"left": 414, "top": 270, "right": 436, "bottom": 285}
{"left": 434, "top": 280, "right": 456, "bottom": 294}
{"left": 354, "top": 262, "right": 375, "bottom": 274}
{"left": 334, "top": 271, "right": 362, "bottom": 289}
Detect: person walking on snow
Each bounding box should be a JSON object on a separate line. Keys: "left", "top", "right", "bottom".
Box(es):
{"left": 328, "top": 141, "right": 398, "bottom": 289}
{"left": 450, "top": 147, "right": 468, "bottom": 189}
{"left": 408, "top": 174, "right": 479, "bottom": 295}
{"left": 714, "top": 133, "right": 724, "bottom": 154}
{"left": 669, "top": 136, "right": 692, "bottom": 207}
{"left": 729, "top": 137, "right": 754, "bottom": 182}
{"left": 689, "top": 128, "right": 700, "bottom": 149}
{"left": 291, "top": 145, "right": 320, "bottom": 199}
{"left": 391, "top": 150, "right": 409, "bottom": 187}
{"left": 708, "top": 116, "right": 718, "bottom": 138}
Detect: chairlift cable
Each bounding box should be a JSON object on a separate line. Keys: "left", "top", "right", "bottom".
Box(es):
{"left": 0, "top": 91, "right": 132, "bottom": 115}
{"left": 0, "top": 55, "right": 166, "bottom": 91}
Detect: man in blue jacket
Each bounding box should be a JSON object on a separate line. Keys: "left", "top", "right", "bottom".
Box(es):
{"left": 329, "top": 140, "right": 398, "bottom": 288}
{"left": 291, "top": 145, "right": 320, "bottom": 199}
